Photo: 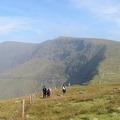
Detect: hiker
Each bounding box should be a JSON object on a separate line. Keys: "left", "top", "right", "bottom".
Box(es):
{"left": 62, "top": 84, "right": 66, "bottom": 95}
{"left": 43, "top": 86, "right": 47, "bottom": 98}
{"left": 47, "top": 87, "right": 51, "bottom": 97}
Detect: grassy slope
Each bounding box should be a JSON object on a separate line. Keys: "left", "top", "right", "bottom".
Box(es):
{"left": 90, "top": 40, "right": 120, "bottom": 84}
{"left": 0, "top": 83, "right": 120, "bottom": 120}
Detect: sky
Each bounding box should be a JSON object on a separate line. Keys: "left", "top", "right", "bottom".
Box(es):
{"left": 0, "top": 0, "right": 120, "bottom": 43}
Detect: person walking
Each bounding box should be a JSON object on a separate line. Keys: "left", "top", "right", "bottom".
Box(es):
{"left": 62, "top": 84, "right": 66, "bottom": 95}
{"left": 47, "top": 87, "right": 51, "bottom": 97}
{"left": 43, "top": 86, "right": 47, "bottom": 98}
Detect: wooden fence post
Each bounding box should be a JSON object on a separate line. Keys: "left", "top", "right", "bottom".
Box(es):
{"left": 22, "top": 100, "right": 25, "bottom": 120}
{"left": 30, "top": 94, "right": 32, "bottom": 104}
{"left": 29, "top": 93, "right": 36, "bottom": 104}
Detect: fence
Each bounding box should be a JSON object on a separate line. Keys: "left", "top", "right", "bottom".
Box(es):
{"left": 7, "top": 92, "right": 37, "bottom": 120}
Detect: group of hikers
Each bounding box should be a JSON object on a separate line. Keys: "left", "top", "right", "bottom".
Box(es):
{"left": 42, "top": 84, "right": 66, "bottom": 98}
{"left": 43, "top": 86, "right": 51, "bottom": 98}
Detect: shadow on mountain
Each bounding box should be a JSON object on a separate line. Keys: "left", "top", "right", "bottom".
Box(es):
{"left": 65, "top": 45, "right": 106, "bottom": 85}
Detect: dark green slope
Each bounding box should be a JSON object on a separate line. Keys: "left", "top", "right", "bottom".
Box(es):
{"left": 0, "top": 37, "right": 120, "bottom": 100}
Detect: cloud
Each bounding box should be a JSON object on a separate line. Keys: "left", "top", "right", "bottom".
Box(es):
{"left": 69, "top": 0, "right": 120, "bottom": 41}
{"left": 0, "top": 17, "right": 28, "bottom": 34}
{"left": 0, "top": 16, "right": 44, "bottom": 37}
{"left": 69, "top": 0, "right": 120, "bottom": 22}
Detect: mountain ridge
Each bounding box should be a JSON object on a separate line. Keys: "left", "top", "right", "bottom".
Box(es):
{"left": 0, "top": 36, "right": 120, "bottom": 100}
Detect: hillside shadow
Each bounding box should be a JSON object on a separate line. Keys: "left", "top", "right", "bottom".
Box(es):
{"left": 65, "top": 46, "right": 106, "bottom": 85}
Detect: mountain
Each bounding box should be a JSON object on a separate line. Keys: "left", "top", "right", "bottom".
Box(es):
{"left": 0, "top": 41, "right": 37, "bottom": 72}
{"left": 0, "top": 37, "right": 120, "bottom": 100}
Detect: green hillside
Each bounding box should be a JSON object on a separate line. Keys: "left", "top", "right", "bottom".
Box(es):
{"left": 91, "top": 40, "right": 120, "bottom": 84}
{"left": 0, "top": 37, "right": 120, "bottom": 100}
{"left": 0, "top": 83, "right": 120, "bottom": 120}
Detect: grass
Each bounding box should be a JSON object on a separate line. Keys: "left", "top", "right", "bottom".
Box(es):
{"left": 0, "top": 83, "right": 120, "bottom": 120}
{"left": 0, "top": 97, "right": 27, "bottom": 120}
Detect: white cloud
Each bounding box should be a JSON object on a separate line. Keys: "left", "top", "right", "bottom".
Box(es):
{"left": 69, "top": 0, "right": 120, "bottom": 41}
{"left": 0, "top": 17, "right": 28, "bottom": 34}
{"left": 69, "top": 0, "right": 120, "bottom": 22}
{"left": 0, "top": 16, "right": 44, "bottom": 37}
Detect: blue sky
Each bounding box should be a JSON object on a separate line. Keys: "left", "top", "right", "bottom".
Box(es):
{"left": 0, "top": 0, "right": 120, "bottom": 43}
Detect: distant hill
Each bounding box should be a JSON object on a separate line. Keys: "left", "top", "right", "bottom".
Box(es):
{"left": 0, "top": 37, "right": 120, "bottom": 100}
{"left": 0, "top": 41, "right": 37, "bottom": 72}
